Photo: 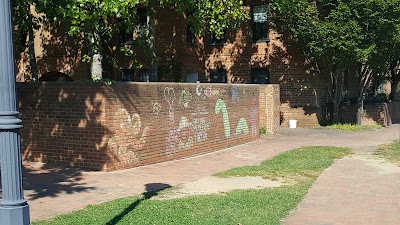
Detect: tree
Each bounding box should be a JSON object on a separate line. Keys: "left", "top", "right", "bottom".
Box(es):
{"left": 364, "top": 0, "right": 400, "bottom": 101}
{"left": 271, "top": 0, "right": 361, "bottom": 123}
{"left": 348, "top": 0, "right": 400, "bottom": 123}
{"left": 35, "top": 0, "right": 248, "bottom": 80}
{"left": 13, "top": 0, "right": 43, "bottom": 81}
{"left": 271, "top": 0, "right": 400, "bottom": 124}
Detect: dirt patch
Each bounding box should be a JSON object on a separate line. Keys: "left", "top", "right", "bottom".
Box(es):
{"left": 152, "top": 176, "right": 282, "bottom": 200}
{"left": 354, "top": 155, "right": 400, "bottom": 174}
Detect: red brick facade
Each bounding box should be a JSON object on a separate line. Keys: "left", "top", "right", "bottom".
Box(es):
{"left": 16, "top": 2, "right": 393, "bottom": 128}
{"left": 15, "top": 2, "right": 333, "bottom": 128}
{"left": 17, "top": 82, "right": 279, "bottom": 171}
{"left": 339, "top": 102, "right": 399, "bottom": 127}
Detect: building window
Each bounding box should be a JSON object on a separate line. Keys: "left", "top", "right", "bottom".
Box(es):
{"left": 137, "top": 8, "right": 148, "bottom": 29}
{"left": 210, "top": 31, "right": 226, "bottom": 46}
{"left": 187, "top": 26, "right": 195, "bottom": 44}
{"left": 186, "top": 12, "right": 196, "bottom": 44}
{"left": 210, "top": 69, "right": 227, "bottom": 83}
{"left": 139, "top": 69, "right": 149, "bottom": 82}
{"left": 121, "top": 69, "right": 135, "bottom": 81}
{"left": 251, "top": 68, "right": 270, "bottom": 84}
{"left": 251, "top": 5, "right": 269, "bottom": 42}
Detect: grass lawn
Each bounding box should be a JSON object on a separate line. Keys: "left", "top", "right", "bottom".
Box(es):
{"left": 375, "top": 140, "right": 400, "bottom": 164}
{"left": 35, "top": 146, "right": 351, "bottom": 225}
{"left": 328, "top": 123, "right": 382, "bottom": 131}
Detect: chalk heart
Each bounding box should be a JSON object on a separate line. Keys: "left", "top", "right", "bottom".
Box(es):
{"left": 164, "top": 87, "right": 175, "bottom": 105}
{"left": 196, "top": 85, "right": 203, "bottom": 96}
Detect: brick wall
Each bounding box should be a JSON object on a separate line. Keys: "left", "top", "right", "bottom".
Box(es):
{"left": 279, "top": 104, "right": 324, "bottom": 128}
{"left": 15, "top": 2, "right": 334, "bottom": 128}
{"left": 17, "top": 82, "right": 279, "bottom": 171}
{"left": 339, "top": 103, "right": 394, "bottom": 126}
{"left": 388, "top": 102, "right": 400, "bottom": 124}
{"left": 259, "top": 84, "right": 280, "bottom": 133}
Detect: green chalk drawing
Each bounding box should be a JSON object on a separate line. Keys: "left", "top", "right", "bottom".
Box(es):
{"left": 215, "top": 99, "right": 231, "bottom": 138}
{"left": 236, "top": 118, "right": 249, "bottom": 135}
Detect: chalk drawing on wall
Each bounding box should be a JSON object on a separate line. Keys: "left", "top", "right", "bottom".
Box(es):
{"left": 179, "top": 89, "right": 192, "bottom": 109}
{"left": 236, "top": 118, "right": 249, "bottom": 136}
{"left": 265, "top": 86, "right": 274, "bottom": 95}
{"left": 204, "top": 86, "right": 213, "bottom": 98}
{"left": 164, "top": 87, "right": 176, "bottom": 125}
{"left": 191, "top": 117, "right": 211, "bottom": 143}
{"left": 164, "top": 87, "right": 175, "bottom": 111}
{"left": 231, "top": 85, "right": 240, "bottom": 104}
{"left": 196, "top": 85, "right": 203, "bottom": 97}
{"left": 213, "top": 88, "right": 227, "bottom": 99}
{"left": 166, "top": 116, "right": 194, "bottom": 155}
{"left": 152, "top": 101, "right": 161, "bottom": 115}
{"left": 191, "top": 107, "right": 211, "bottom": 143}
{"left": 215, "top": 99, "right": 252, "bottom": 138}
{"left": 215, "top": 99, "right": 231, "bottom": 138}
{"left": 108, "top": 108, "right": 149, "bottom": 161}
{"left": 177, "top": 117, "right": 194, "bottom": 150}
{"left": 250, "top": 108, "right": 258, "bottom": 136}
{"left": 197, "top": 85, "right": 229, "bottom": 100}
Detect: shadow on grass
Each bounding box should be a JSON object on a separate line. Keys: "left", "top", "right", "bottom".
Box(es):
{"left": 105, "top": 183, "right": 171, "bottom": 225}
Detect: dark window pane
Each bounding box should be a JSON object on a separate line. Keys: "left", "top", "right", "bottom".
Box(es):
{"left": 210, "top": 69, "right": 227, "bottom": 83}
{"left": 139, "top": 69, "right": 149, "bottom": 82}
{"left": 121, "top": 69, "right": 135, "bottom": 81}
{"left": 251, "top": 5, "right": 269, "bottom": 42}
{"left": 138, "top": 8, "right": 148, "bottom": 28}
{"left": 187, "top": 26, "right": 195, "bottom": 44}
{"left": 251, "top": 68, "right": 269, "bottom": 84}
{"left": 186, "top": 11, "right": 195, "bottom": 44}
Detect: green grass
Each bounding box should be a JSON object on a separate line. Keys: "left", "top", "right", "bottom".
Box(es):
{"left": 216, "top": 146, "right": 351, "bottom": 182}
{"left": 328, "top": 123, "right": 382, "bottom": 131}
{"left": 259, "top": 127, "right": 267, "bottom": 135}
{"left": 35, "top": 146, "right": 350, "bottom": 225}
{"left": 375, "top": 140, "right": 400, "bottom": 164}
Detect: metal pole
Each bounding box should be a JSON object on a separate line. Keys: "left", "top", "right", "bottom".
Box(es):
{"left": 0, "top": 0, "right": 30, "bottom": 224}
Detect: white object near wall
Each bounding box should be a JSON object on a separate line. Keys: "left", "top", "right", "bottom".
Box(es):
{"left": 289, "top": 120, "right": 297, "bottom": 128}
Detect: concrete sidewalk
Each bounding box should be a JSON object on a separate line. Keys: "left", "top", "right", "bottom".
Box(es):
{"left": 17, "top": 125, "right": 400, "bottom": 222}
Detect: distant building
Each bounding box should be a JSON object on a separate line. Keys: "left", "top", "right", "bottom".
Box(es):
{"left": 14, "top": 1, "right": 365, "bottom": 127}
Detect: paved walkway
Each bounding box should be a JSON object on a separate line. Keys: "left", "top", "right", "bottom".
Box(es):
{"left": 14, "top": 125, "right": 400, "bottom": 222}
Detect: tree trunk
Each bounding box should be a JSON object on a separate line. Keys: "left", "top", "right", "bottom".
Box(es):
{"left": 354, "top": 63, "right": 374, "bottom": 125}
{"left": 148, "top": 13, "right": 157, "bottom": 82}
{"left": 86, "top": 23, "right": 102, "bottom": 80}
{"left": 356, "top": 98, "right": 364, "bottom": 125}
{"left": 27, "top": 4, "right": 39, "bottom": 81}
{"left": 91, "top": 51, "right": 103, "bottom": 80}
{"left": 389, "top": 80, "right": 398, "bottom": 101}
{"left": 331, "top": 101, "right": 339, "bottom": 124}
{"left": 389, "top": 66, "right": 399, "bottom": 101}
{"left": 328, "top": 69, "right": 344, "bottom": 124}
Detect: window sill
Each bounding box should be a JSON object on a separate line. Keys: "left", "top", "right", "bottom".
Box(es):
{"left": 248, "top": 39, "right": 270, "bottom": 44}
{"left": 209, "top": 43, "right": 227, "bottom": 47}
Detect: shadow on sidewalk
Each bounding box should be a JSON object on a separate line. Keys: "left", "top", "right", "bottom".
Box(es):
{"left": 22, "top": 164, "right": 96, "bottom": 201}
{"left": 105, "top": 183, "right": 171, "bottom": 225}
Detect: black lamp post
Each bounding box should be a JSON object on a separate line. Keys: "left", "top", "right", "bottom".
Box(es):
{"left": 0, "top": 0, "right": 31, "bottom": 224}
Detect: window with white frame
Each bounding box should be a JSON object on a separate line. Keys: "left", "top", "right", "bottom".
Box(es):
{"left": 251, "top": 5, "right": 269, "bottom": 42}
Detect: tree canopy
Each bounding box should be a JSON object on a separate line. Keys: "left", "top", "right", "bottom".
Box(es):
{"left": 271, "top": 0, "right": 400, "bottom": 123}
{"left": 15, "top": 0, "right": 248, "bottom": 79}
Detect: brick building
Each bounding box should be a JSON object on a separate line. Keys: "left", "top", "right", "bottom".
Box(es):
{"left": 15, "top": 1, "right": 379, "bottom": 128}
